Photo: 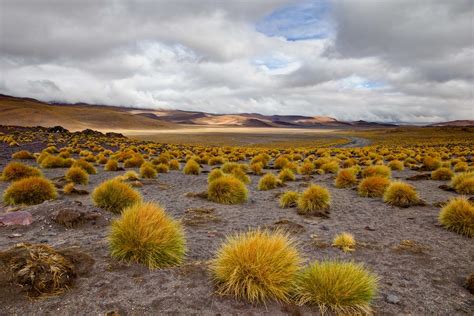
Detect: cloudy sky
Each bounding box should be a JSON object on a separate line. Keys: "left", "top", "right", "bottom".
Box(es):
{"left": 0, "top": 0, "right": 473, "bottom": 123}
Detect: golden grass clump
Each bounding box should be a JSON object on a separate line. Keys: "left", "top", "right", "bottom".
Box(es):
{"left": 321, "top": 161, "right": 339, "bottom": 174}
{"left": 40, "top": 155, "right": 67, "bottom": 168}
{"left": 72, "top": 159, "right": 97, "bottom": 174}
{"left": 65, "top": 166, "right": 89, "bottom": 185}
{"left": 451, "top": 171, "right": 474, "bottom": 195}
{"left": 279, "top": 191, "right": 299, "bottom": 208}
{"left": 423, "top": 157, "right": 441, "bottom": 171}
{"left": 109, "top": 202, "right": 186, "bottom": 269}
{"left": 298, "top": 161, "right": 314, "bottom": 175}
{"left": 169, "top": 159, "right": 180, "bottom": 170}
{"left": 431, "top": 167, "right": 454, "bottom": 180}
{"left": 438, "top": 197, "right": 473, "bottom": 238}
{"left": 297, "top": 184, "right": 331, "bottom": 215}
{"left": 155, "top": 163, "right": 169, "bottom": 173}
{"left": 123, "top": 170, "right": 140, "bottom": 181}
{"left": 208, "top": 168, "right": 224, "bottom": 183}
{"left": 293, "top": 261, "right": 377, "bottom": 314}
{"left": 278, "top": 168, "right": 296, "bottom": 182}
{"left": 334, "top": 168, "right": 357, "bottom": 188}
{"left": 0, "top": 243, "right": 76, "bottom": 297}
{"left": 3, "top": 177, "right": 57, "bottom": 205}
{"left": 361, "top": 165, "right": 391, "bottom": 178}
{"left": 104, "top": 159, "right": 119, "bottom": 171}
{"left": 183, "top": 159, "right": 201, "bottom": 175}
{"left": 92, "top": 179, "right": 142, "bottom": 213}
{"left": 332, "top": 232, "right": 356, "bottom": 252}
{"left": 124, "top": 155, "right": 145, "bottom": 168}
{"left": 358, "top": 176, "right": 391, "bottom": 198}
{"left": 383, "top": 181, "right": 420, "bottom": 207}
{"left": 388, "top": 160, "right": 404, "bottom": 171}
{"left": 208, "top": 175, "right": 248, "bottom": 204}
{"left": 1, "top": 161, "right": 43, "bottom": 181}
{"left": 231, "top": 168, "right": 250, "bottom": 184}
{"left": 211, "top": 229, "right": 302, "bottom": 304}
{"left": 63, "top": 182, "right": 75, "bottom": 195}
{"left": 258, "top": 173, "right": 280, "bottom": 191}
{"left": 250, "top": 162, "right": 263, "bottom": 175}
{"left": 454, "top": 162, "right": 469, "bottom": 172}
{"left": 12, "top": 150, "right": 35, "bottom": 159}
{"left": 140, "top": 162, "right": 157, "bottom": 179}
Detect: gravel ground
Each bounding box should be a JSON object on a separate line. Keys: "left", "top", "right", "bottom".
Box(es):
{"left": 0, "top": 146, "right": 473, "bottom": 315}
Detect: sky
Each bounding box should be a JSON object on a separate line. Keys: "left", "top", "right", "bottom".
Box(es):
{"left": 0, "top": 0, "right": 473, "bottom": 123}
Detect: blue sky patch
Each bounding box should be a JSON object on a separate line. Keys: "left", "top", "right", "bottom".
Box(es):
{"left": 256, "top": 0, "right": 334, "bottom": 41}
{"left": 340, "top": 76, "right": 388, "bottom": 90}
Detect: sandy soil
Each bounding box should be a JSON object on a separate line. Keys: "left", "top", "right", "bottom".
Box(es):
{"left": 0, "top": 145, "right": 472, "bottom": 315}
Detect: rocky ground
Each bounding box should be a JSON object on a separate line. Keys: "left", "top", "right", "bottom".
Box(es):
{"left": 0, "top": 141, "right": 473, "bottom": 315}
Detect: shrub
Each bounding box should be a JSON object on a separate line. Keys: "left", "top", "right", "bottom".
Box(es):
{"left": 124, "top": 155, "right": 145, "bottom": 168}
{"left": 451, "top": 172, "right": 474, "bottom": 195}
{"left": 104, "top": 159, "right": 119, "bottom": 171}
{"left": 431, "top": 167, "right": 454, "bottom": 180}
{"left": 109, "top": 202, "right": 186, "bottom": 269}
{"left": 208, "top": 175, "right": 248, "bottom": 204}
{"left": 12, "top": 150, "right": 34, "bottom": 159}
{"left": 65, "top": 167, "right": 89, "bottom": 185}
{"left": 155, "top": 163, "right": 169, "bottom": 173}
{"left": 321, "top": 161, "right": 339, "bottom": 174}
{"left": 231, "top": 168, "right": 250, "bottom": 184}
{"left": 423, "top": 157, "right": 441, "bottom": 171}
{"left": 358, "top": 176, "right": 390, "bottom": 198}
{"left": 438, "top": 197, "right": 473, "bottom": 238}
{"left": 208, "top": 168, "right": 224, "bottom": 183}
{"left": 334, "top": 168, "right": 357, "bottom": 188}
{"left": 250, "top": 162, "right": 263, "bottom": 175}
{"left": 1, "top": 162, "right": 43, "bottom": 181}
{"left": 279, "top": 191, "right": 299, "bottom": 208}
{"left": 274, "top": 156, "right": 289, "bottom": 169}
{"left": 332, "top": 232, "right": 356, "bottom": 252}
{"left": 258, "top": 173, "right": 280, "bottom": 191}
{"left": 278, "top": 168, "right": 296, "bottom": 183}
{"left": 361, "top": 165, "right": 391, "bottom": 178}
{"left": 454, "top": 162, "right": 468, "bottom": 172}
{"left": 3, "top": 177, "right": 57, "bottom": 205}
{"left": 92, "top": 179, "right": 142, "bottom": 213}
{"left": 299, "top": 162, "right": 314, "bottom": 175}
{"left": 383, "top": 181, "right": 420, "bottom": 207}
{"left": 73, "top": 159, "right": 97, "bottom": 174}
{"left": 40, "top": 155, "right": 67, "bottom": 168}
{"left": 297, "top": 184, "right": 331, "bottom": 215}
{"left": 293, "top": 261, "right": 377, "bottom": 314}
{"left": 140, "top": 162, "right": 157, "bottom": 179}
{"left": 123, "top": 170, "right": 140, "bottom": 181}
{"left": 169, "top": 160, "right": 180, "bottom": 170}
{"left": 388, "top": 160, "right": 404, "bottom": 171}
{"left": 63, "top": 182, "right": 75, "bottom": 195}
{"left": 183, "top": 159, "right": 200, "bottom": 175}
{"left": 211, "top": 229, "right": 302, "bottom": 304}
{"left": 209, "top": 156, "right": 225, "bottom": 166}
{"left": 222, "top": 162, "right": 245, "bottom": 174}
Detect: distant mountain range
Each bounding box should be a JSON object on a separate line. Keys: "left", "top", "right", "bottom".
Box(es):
{"left": 0, "top": 94, "right": 471, "bottom": 131}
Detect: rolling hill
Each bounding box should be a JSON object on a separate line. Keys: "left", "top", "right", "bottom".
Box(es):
{"left": 0, "top": 94, "right": 397, "bottom": 130}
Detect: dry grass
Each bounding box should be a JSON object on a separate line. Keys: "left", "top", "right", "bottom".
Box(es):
{"left": 293, "top": 260, "right": 378, "bottom": 314}
{"left": 258, "top": 173, "right": 280, "bottom": 191}
{"left": 3, "top": 176, "right": 57, "bottom": 205}
{"left": 358, "top": 176, "right": 391, "bottom": 198}
{"left": 332, "top": 232, "right": 356, "bottom": 252}
{"left": 383, "top": 181, "right": 420, "bottom": 208}
{"left": 438, "top": 197, "right": 474, "bottom": 238}
{"left": 1, "top": 161, "right": 43, "bottom": 181}
{"left": 211, "top": 229, "right": 302, "bottom": 304}
{"left": 334, "top": 168, "right": 357, "bottom": 188}
{"left": 92, "top": 179, "right": 142, "bottom": 213}
{"left": 279, "top": 191, "right": 300, "bottom": 208}
{"left": 183, "top": 159, "right": 201, "bottom": 175}
{"left": 109, "top": 202, "right": 186, "bottom": 269}
{"left": 65, "top": 166, "right": 89, "bottom": 185}
{"left": 297, "top": 184, "right": 331, "bottom": 215}
{"left": 207, "top": 175, "right": 248, "bottom": 204}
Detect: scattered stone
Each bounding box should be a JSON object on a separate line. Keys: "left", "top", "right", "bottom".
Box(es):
{"left": 51, "top": 209, "right": 102, "bottom": 228}
{"left": 393, "top": 240, "right": 431, "bottom": 254}
{"left": 438, "top": 184, "right": 456, "bottom": 192}
{"left": 320, "top": 225, "right": 329, "bottom": 231}
{"left": 265, "top": 219, "right": 305, "bottom": 234}
{"left": 386, "top": 294, "right": 400, "bottom": 304}
{"left": 406, "top": 173, "right": 431, "bottom": 181}
{"left": 364, "top": 226, "right": 376, "bottom": 231}
{"left": 465, "top": 273, "right": 474, "bottom": 294}
{"left": 8, "top": 233, "right": 23, "bottom": 238}
{"left": 0, "top": 211, "right": 33, "bottom": 226}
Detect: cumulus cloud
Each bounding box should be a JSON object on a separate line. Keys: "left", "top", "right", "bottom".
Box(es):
{"left": 0, "top": 0, "right": 472, "bottom": 123}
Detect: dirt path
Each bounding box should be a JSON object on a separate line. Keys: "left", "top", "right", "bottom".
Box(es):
{"left": 335, "top": 136, "right": 371, "bottom": 148}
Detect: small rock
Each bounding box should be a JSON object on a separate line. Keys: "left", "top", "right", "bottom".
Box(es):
{"left": 0, "top": 211, "right": 33, "bottom": 226}
{"left": 8, "top": 233, "right": 23, "bottom": 238}
{"left": 364, "top": 226, "right": 376, "bottom": 231}
{"left": 320, "top": 225, "right": 329, "bottom": 231}
{"left": 386, "top": 294, "right": 400, "bottom": 304}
